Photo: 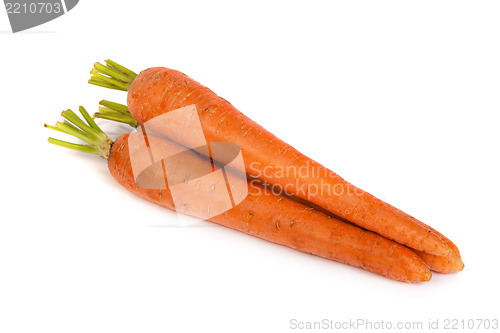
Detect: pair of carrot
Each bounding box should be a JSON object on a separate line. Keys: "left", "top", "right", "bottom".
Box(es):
{"left": 45, "top": 60, "right": 463, "bottom": 282}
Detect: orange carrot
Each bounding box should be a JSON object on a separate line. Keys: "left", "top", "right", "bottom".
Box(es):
{"left": 114, "top": 133, "right": 432, "bottom": 282}
{"left": 88, "top": 60, "right": 452, "bottom": 256}
{"left": 45, "top": 107, "right": 432, "bottom": 282}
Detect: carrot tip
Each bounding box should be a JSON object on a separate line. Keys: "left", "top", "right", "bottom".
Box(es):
{"left": 455, "top": 259, "right": 465, "bottom": 272}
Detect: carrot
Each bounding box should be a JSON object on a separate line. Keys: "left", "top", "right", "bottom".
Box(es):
{"left": 414, "top": 230, "right": 464, "bottom": 273}
{"left": 45, "top": 106, "right": 432, "bottom": 282}
{"left": 96, "top": 100, "right": 466, "bottom": 270}
{"left": 88, "top": 60, "right": 452, "bottom": 256}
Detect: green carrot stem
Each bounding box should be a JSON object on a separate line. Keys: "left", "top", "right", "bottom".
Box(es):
{"left": 93, "top": 112, "right": 138, "bottom": 127}
{"left": 93, "top": 62, "right": 132, "bottom": 83}
{"left": 45, "top": 122, "right": 88, "bottom": 143}
{"left": 79, "top": 106, "right": 104, "bottom": 133}
{"left": 93, "top": 100, "right": 138, "bottom": 128}
{"left": 105, "top": 60, "right": 137, "bottom": 79}
{"left": 61, "top": 109, "right": 105, "bottom": 142}
{"left": 98, "top": 106, "right": 120, "bottom": 114}
{"left": 99, "top": 100, "right": 129, "bottom": 114}
{"left": 47, "top": 138, "right": 102, "bottom": 155}
{"left": 62, "top": 120, "right": 81, "bottom": 133}
{"left": 88, "top": 78, "right": 125, "bottom": 91}
{"left": 45, "top": 106, "right": 113, "bottom": 159}
{"left": 44, "top": 123, "right": 64, "bottom": 133}
{"left": 89, "top": 69, "right": 131, "bottom": 91}
{"left": 88, "top": 60, "right": 137, "bottom": 92}
{"left": 55, "top": 122, "right": 94, "bottom": 145}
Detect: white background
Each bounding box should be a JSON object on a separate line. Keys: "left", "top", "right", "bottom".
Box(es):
{"left": 1, "top": 1, "right": 499, "bottom": 332}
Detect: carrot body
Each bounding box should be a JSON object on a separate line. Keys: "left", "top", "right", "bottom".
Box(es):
{"left": 108, "top": 133, "right": 432, "bottom": 282}
{"left": 126, "top": 67, "right": 450, "bottom": 256}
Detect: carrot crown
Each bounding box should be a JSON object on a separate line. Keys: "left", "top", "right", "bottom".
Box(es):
{"left": 44, "top": 106, "right": 113, "bottom": 159}
{"left": 88, "top": 60, "right": 137, "bottom": 91}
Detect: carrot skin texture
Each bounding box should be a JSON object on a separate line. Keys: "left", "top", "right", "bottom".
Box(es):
{"left": 108, "top": 133, "right": 431, "bottom": 282}
{"left": 126, "top": 67, "right": 451, "bottom": 256}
